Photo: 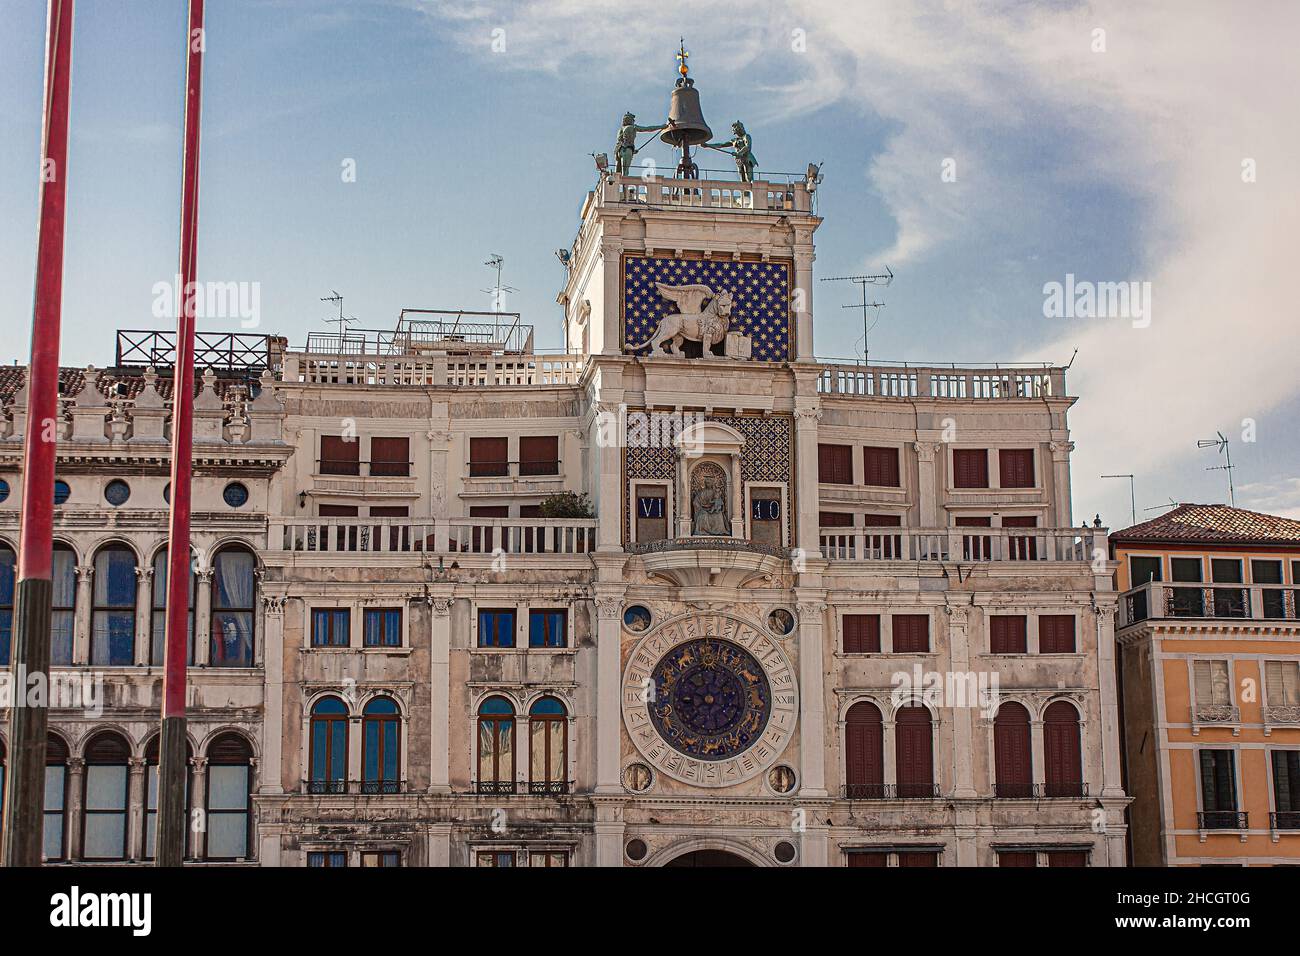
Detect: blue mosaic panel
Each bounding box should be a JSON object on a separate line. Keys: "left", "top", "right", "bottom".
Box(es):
{"left": 623, "top": 255, "right": 791, "bottom": 362}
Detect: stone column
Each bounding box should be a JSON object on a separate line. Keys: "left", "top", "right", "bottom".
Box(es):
{"left": 599, "top": 238, "right": 623, "bottom": 355}
{"left": 795, "top": 600, "right": 828, "bottom": 796}
{"left": 189, "top": 758, "right": 208, "bottom": 859}
{"left": 1049, "top": 440, "right": 1074, "bottom": 527}
{"left": 883, "top": 720, "right": 896, "bottom": 787}
{"left": 1093, "top": 599, "right": 1126, "bottom": 799}
{"left": 128, "top": 755, "right": 147, "bottom": 860}
{"left": 914, "top": 441, "right": 940, "bottom": 528}
{"left": 261, "top": 594, "right": 286, "bottom": 794}
{"left": 65, "top": 757, "right": 85, "bottom": 860}
{"left": 594, "top": 596, "right": 624, "bottom": 794}
{"left": 1030, "top": 718, "right": 1046, "bottom": 791}
{"left": 793, "top": 247, "right": 816, "bottom": 361}
{"left": 946, "top": 604, "right": 977, "bottom": 799}
{"left": 73, "top": 565, "right": 94, "bottom": 665}
{"left": 793, "top": 406, "right": 822, "bottom": 554}
{"left": 429, "top": 595, "right": 452, "bottom": 793}
{"left": 348, "top": 714, "right": 363, "bottom": 790}
{"left": 133, "top": 566, "right": 153, "bottom": 666}
{"left": 195, "top": 568, "right": 213, "bottom": 666}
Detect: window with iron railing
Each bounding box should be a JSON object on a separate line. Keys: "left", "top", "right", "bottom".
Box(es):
{"left": 1199, "top": 749, "right": 1239, "bottom": 828}
{"left": 369, "top": 437, "right": 411, "bottom": 477}
{"left": 469, "top": 437, "right": 509, "bottom": 477}
{"left": 1271, "top": 750, "right": 1300, "bottom": 830}
{"left": 320, "top": 435, "right": 360, "bottom": 475}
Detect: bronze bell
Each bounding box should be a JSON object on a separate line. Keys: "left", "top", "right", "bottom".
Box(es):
{"left": 660, "top": 78, "right": 712, "bottom": 148}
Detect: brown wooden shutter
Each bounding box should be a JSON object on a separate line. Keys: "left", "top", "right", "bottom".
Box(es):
{"left": 894, "top": 705, "right": 934, "bottom": 796}
{"left": 891, "top": 614, "right": 929, "bottom": 653}
{"left": 819, "top": 511, "right": 853, "bottom": 527}
{"left": 998, "top": 448, "right": 1035, "bottom": 488}
{"left": 519, "top": 435, "right": 559, "bottom": 476}
{"left": 843, "top": 615, "right": 881, "bottom": 653}
{"left": 318, "top": 504, "right": 358, "bottom": 517}
{"left": 370, "top": 437, "right": 409, "bottom": 476}
{"left": 844, "top": 702, "right": 883, "bottom": 797}
{"left": 1046, "top": 851, "right": 1087, "bottom": 867}
{"left": 320, "top": 435, "right": 360, "bottom": 475}
{"left": 862, "top": 513, "right": 901, "bottom": 526}
{"left": 952, "top": 449, "right": 988, "bottom": 488}
{"left": 817, "top": 444, "right": 853, "bottom": 484}
{"left": 369, "top": 506, "right": 409, "bottom": 517}
{"left": 1039, "top": 614, "right": 1076, "bottom": 653}
{"left": 990, "top": 615, "right": 1027, "bottom": 654}
{"left": 1043, "top": 701, "right": 1082, "bottom": 796}
{"left": 846, "top": 851, "right": 888, "bottom": 867}
{"left": 998, "top": 851, "right": 1037, "bottom": 867}
{"left": 469, "top": 437, "right": 509, "bottom": 477}
{"left": 898, "top": 851, "right": 938, "bottom": 867}
{"left": 994, "top": 702, "right": 1032, "bottom": 797}
{"left": 862, "top": 446, "right": 900, "bottom": 487}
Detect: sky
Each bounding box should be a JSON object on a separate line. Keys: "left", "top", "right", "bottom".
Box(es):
{"left": 1, "top": 0, "right": 1297, "bottom": 529}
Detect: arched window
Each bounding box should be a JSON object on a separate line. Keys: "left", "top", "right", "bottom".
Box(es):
{"left": 92, "top": 545, "right": 137, "bottom": 665}
{"left": 362, "top": 698, "right": 401, "bottom": 794}
{"left": 994, "top": 702, "right": 1033, "bottom": 798}
{"left": 309, "top": 697, "right": 348, "bottom": 794}
{"left": 844, "top": 701, "right": 884, "bottom": 798}
{"left": 529, "top": 697, "right": 568, "bottom": 794}
{"left": 51, "top": 544, "right": 76, "bottom": 665}
{"left": 895, "top": 704, "right": 935, "bottom": 798}
{"left": 151, "top": 547, "right": 195, "bottom": 667}
{"left": 211, "top": 547, "right": 255, "bottom": 667}
{"left": 477, "top": 697, "right": 515, "bottom": 795}
{"left": 206, "top": 733, "right": 253, "bottom": 861}
{"left": 44, "top": 734, "right": 69, "bottom": 861}
{"left": 82, "top": 731, "right": 131, "bottom": 860}
{"left": 0, "top": 544, "right": 14, "bottom": 666}
{"left": 1044, "top": 701, "right": 1084, "bottom": 797}
{"left": 144, "top": 734, "right": 193, "bottom": 860}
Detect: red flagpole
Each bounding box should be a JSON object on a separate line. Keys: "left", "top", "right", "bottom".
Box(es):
{"left": 157, "top": 0, "right": 204, "bottom": 868}
{"left": 2, "top": 0, "right": 75, "bottom": 869}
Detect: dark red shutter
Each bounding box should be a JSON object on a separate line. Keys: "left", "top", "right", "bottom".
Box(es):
{"left": 994, "top": 702, "right": 1032, "bottom": 797}
{"left": 370, "top": 437, "right": 409, "bottom": 476}
{"left": 998, "top": 449, "right": 1035, "bottom": 488}
{"left": 894, "top": 705, "right": 933, "bottom": 797}
{"left": 318, "top": 504, "right": 358, "bottom": 517}
{"left": 1046, "top": 851, "right": 1087, "bottom": 867}
{"left": 846, "top": 851, "right": 888, "bottom": 867}
{"left": 862, "top": 446, "right": 900, "bottom": 487}
{"left": 321, "top": 435, "right": 360, "bottom": 475}
{"left": 1039, "top": 614, "right": 1076, "bottom": 653}
{"left": 892, "top": 614, "right": 929, "bottom": 653}
{"left": 898, "top": 851, "right": 938, "bottom": 867}
{"left": 844, "top": 702, "right": 883, "bottom": 797}
{"left": 990, "top": 615, "right": 1028, "bottom": 654}
{"left": 1043, "top": 701, "right": 1083, "bottom": 796}
{"left": 818, "top": 444, "right": 853, "bottom": 484}
{"left": 469, "top": 437, "right": 509, "bottom": 477}
{"left": 952, "top": 449, "right": 988, "bottom": 488}
{"left": 820, "top": 511, "right": 853, "bottom": 527}
{"left": 519, "top": 435, "right": 559, "bottom": 476}
{"left": 843, "top": 615, "right": 881, "bottom": 653}
{"left": 998, "top": 851, "right": 1037, "bottom": 867}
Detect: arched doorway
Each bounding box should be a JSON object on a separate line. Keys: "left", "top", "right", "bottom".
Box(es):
{"left": 664, "top": 849, "right": 756, "bottom": 867}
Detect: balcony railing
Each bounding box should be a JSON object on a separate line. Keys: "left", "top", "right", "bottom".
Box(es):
{"left": 272, "top": 516, "right": 596, "bottom": 556}
{"left": 840, "top": 783, "right": 941, "bottom": 799}
{"left": 528, "top": 780, "right": 572, "bottom": 796}
{"left": 1198, "top": 810, "right": 1248, "bottom": 830}
{"left": 1120, "top": 581, "right": 1300, "bottom": 627}
{"left": 1270, "top": 811, "right": 1300, "bottom": 830}
{"left": 994, "top": 782, "right": 1090, "bottom": 798}
{"left": 360, "top": 780, "right": 402, "bottom": 795}
{"left": 317, "top": 458, "right": 412, "bottom": 478}
{"left": 467, "top": 459, "right": 561, "bottom": 479}
{"left": 282, "top": 351, "right": 584, "bottom": 388}
{"left": 815, "top": 362, "right": 1065, "bottom": 400}
{"left": 1192, "top": 703, "right": 1240, "bottom": 727}
{"left": 475, "top": 781, "right": 517, "bottom": 796}
{"left": 306, "top": 780, "right": 347, "bottom": 795}
{"left": 819, "top": 526, "right": 1104, "bottom": 563}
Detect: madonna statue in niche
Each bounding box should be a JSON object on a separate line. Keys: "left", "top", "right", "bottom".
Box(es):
{"left": 690, "top": 462, "right": 730, "bottom": 536}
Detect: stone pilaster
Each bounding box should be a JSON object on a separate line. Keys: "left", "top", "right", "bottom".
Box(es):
{"left": 795, "top": 599, "right": 828, "bottom": 796}
{"left": 261, "top": 593, "right": 286, "bottom": 794}
{"left": 594, "top": 595, "right": 624, "bottom": 794}
{"left": 429, "top": 594, "right": 452, "bottom": 793}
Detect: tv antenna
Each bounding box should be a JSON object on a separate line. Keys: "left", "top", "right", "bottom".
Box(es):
{"left": 1143, "top": 498, "right": 1179, "bottom": 513}
{"left": 320, "top": 291, "right": 357, "bottom": 347}
{"left": 1101, "top": 473, "right": 1137, "bottom": 528}
{"left": 481, "top": 254, "right": 519, "bottom": 341}
{"left": 1196, "top": 432, "right": 1236, "bottom": 506}
{"left": 821, "top": 267, "right": 894, "bottom": 362}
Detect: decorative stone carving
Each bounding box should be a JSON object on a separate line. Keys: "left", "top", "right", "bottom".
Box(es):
{"left": 689, "top": 461, "right": 729, "bottom": 536}
{"left": 625, "top": 283, "right": 734, "bottom": 356}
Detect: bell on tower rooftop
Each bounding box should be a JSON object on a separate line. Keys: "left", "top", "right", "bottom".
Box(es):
{"left": 660, "top": 40, "right": 712, "bottom": 179}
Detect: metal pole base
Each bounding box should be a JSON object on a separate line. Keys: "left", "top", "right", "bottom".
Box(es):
{"left": 2, "top": 577, "right": 52, "bottom": 868}
{"left": 155, "top": 715, "right": 189, "bottom": 866}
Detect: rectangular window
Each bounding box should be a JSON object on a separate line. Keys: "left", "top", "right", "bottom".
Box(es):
{"left": 1129, "top": 555, "right": 1162, "bottom": 585}
{"left": 529, "top": 609, "right": 568, "bottom": 648}
{"left": 819, "top": 511, "right": 853, "bottom": 527}
{"left": 361, "top": 851, "right": 401, "bottom": 867}
{"left": 1265, "top": 661, "right": 1300, "bottom": 709}
{"left": 529, "top": 850, "right": 569, "bottom": 867}
{"left": 845, "top": 851, "right": 888, "bottom": 867}
{"left": 1199, "top": 749, "right": 1237, "bottom": 811}
{"left": 311, "top": 609, "right": 350, "bottom": 647}
{"left": 952, "top": 449, "right": 989, "bottom": 488}
{"left": 476, "top": 850, "right": 517, "bottom": 867}
{"left": 1046, "top": 850, "right": 1088, "bottom": 867}
{"left": 998, "top": 449, "right": 1035, "bottom": 488}
{"left": 206, "top": 764, "right": 250, "bottom": 860}
{"left": 862, "top": 446, "right": 900, "bottom": 487}
{"left": 892, "top": 614, "right": 930, "bottom": 653}
{"left": 469, "top": 437, "right": 509, "bottom": 477}
{"left": 369, "top": 437, "right": 410, "bottom": 477}
{"left": 1194, "top": 660, "right": 1233, "bottom": 706}
{"left": 636, "top": 485, "right": 669, "bottom": 543}
{"left": 1273, "top": 751, "right": 1300, "bottom": 815}
{"left": 750, "top": 489, "right": 782, "bottom": 548}
{"left": 519, "top": 435, "right": 559, "bottom": 476}
{"left": 1254, "top": 560, "right": 1286, "bottom": 618}
{"left": 817, "top": 444, "right": 853, "bottom": 484}
{"left": 897, "top": 851, "right": 939, "bottom": 867}
{"left": 1170, "top": 557, "right": 1205, "bottom": 616}
{"left": 363, "top": 608, "right": 402, "bottom": 647}
{"left": 1038, "top": 614, "right": 1077, "bottom": 654}
{"left": 478, "top": 609, "right": 516, "bottom": 648}
{"left": 843, "top": 614, "right": 881, "bottom": 654}
{"left": 320, "top": 435, "right": 360, "bottom": 476}
{"left": 82, "top": 764, "right": 128, "bottom": 860}
{"left": 997, "top": 851, "right": 1037, "bottom": 867}
{"left": 862, "top": 513, "right": 902, "bottom": 559}
{"left": 308, "top": 851, "right": 348, "bottom": 867}
{"left": 989, "top": 615, "right": 1028, "bottom": 654}
{"left": 43, "top": 765, "right": 65, "bottom": 861}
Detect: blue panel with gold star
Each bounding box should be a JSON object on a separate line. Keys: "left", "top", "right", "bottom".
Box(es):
{"left": 622, "top": 255, "right": 791, "bottom": 362}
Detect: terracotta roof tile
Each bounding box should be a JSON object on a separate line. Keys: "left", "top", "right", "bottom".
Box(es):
{"left": 1111, "top": 503, "right": 1300, "bottom": 547}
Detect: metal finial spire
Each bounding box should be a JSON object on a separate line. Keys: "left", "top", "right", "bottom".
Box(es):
{"left": 676, "top": 39, "right": 690, "bottom": 79}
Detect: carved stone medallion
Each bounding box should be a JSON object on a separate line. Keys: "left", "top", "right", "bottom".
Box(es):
{"left": 622, "top": 611, "right": 797, "bottom": 787}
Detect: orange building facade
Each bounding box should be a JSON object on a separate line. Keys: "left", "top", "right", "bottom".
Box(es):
{"left": 1113, "top": 504, "right": 1300, "bottom": 865}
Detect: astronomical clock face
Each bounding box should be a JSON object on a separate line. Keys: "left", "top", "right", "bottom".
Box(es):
{"left": 622, "top": 612, "right": 797, "bottom": 787}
